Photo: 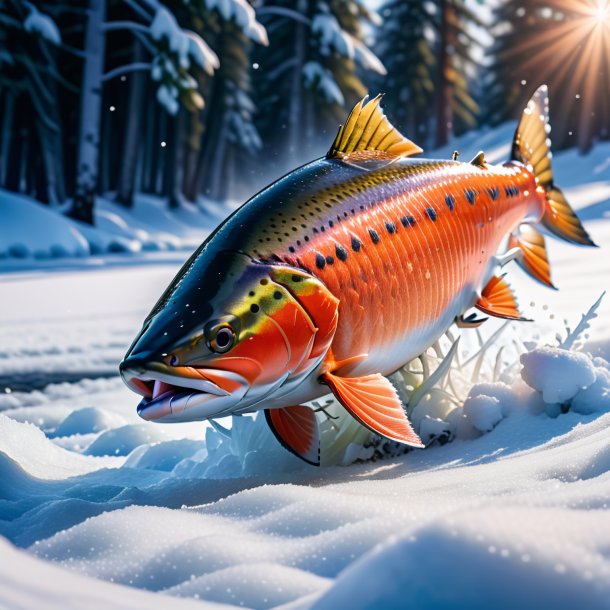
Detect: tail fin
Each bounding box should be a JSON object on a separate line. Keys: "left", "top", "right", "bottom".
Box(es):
{"left": 511, "top": 85, "right": 596, "bottom": 246}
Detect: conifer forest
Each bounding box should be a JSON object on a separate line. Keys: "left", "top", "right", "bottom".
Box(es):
{"left": 0, "top": 0, "right": 608, "bottom": 224}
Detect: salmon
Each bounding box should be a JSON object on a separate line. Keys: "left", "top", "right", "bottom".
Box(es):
{"left": 120, "top": 86, "right": 595, "bottom": 465}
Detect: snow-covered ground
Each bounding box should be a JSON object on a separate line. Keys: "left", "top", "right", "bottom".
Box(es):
{"left": 1, "top": 128, "right": 610, "bottom": 609}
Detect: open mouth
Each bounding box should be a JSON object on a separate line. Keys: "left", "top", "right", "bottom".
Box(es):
{"left": 119, "top": 360, "right": 246, "bottom": 423}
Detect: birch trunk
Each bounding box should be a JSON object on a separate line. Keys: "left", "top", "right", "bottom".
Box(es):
{"left": 68, "top": 0, "right": 106, "bottom": 225}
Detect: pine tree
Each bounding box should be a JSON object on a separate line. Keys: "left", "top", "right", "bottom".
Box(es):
{"left": 376, "top": 0, "right": 481, "bottom": 149}
{"left": 253, "top": 0, "right": 386, "bottom": 176}
{"left": 375, "top": 0, "right": 437, "bottom": 147}
{"left": 434, "top": 0, "right": 482, "bottom": 146}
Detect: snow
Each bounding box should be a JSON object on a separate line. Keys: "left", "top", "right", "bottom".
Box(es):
{"left": 0, "top": 190, "right": 89, "bottom": 259}
{"left": 463, "top": 394, "right": 504, "bottom": 433}
{"left": 1, "top": 126, "right": 610, "bottom": 609}
{"left": 302, "top": 62, "right": 344, "bottom": 106}
{"left": 24, "top": 5, "right": 61, "bottom": 46}
{"left": 203, "top": 0, "right": 268, "bottom": 46}
{"left": 521, "top": 346, "right": 597, "bottom": 404}
{"left": 0, "top": 189, "right": 229, "bottom": 264}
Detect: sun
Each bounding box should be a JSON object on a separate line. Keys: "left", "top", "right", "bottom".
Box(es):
{"left": 593, "top": 0, "right": 610, "bottom": 23}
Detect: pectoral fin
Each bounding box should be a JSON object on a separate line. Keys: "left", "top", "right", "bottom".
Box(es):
{"left": 476, "top": 275, "right": 531, "bottom": 321}
{"left": 265, "top": 405, "right": 320, "bottom": 466}
{"left": 322, "top": 372, "right": 424, "bottom": 448}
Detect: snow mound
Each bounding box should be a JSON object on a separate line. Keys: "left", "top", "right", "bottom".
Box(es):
{"left": 165, "top": 562, "right": 330, "bottom": 609}
{"left": 0, "top": 191, "right": 89, "bottom": 259}
{"left": 0, "top": 536, "right": 234, "bottom": 610}
{"left": 311, "top": 508, "right": 610, "bottom": 610}
{"left": 0, "top": 414, "right": 120, "bottom": 479}
{"left": 84, "top": 424, "right": 169, "bottom": 456}
{"left": 521, "top": 346, "right": 596, "bottom": 404}
{"left": 52, "top": 407, "right": 126, "bottom": 438}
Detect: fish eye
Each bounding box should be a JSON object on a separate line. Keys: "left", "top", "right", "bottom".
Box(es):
{"left": 208, "top": 324, "right": 236, "bottom": 354}
{"left": 169, "top": 354, "right": 179, "bottom": 366}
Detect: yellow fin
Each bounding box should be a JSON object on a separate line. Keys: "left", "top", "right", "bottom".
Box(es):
{"left": 327, "top": 95, "right": 423, "bottom": 161}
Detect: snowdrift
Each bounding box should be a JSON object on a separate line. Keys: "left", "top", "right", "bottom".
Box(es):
{"left": 1, "top": 128, "right": 609, "bottom": 609}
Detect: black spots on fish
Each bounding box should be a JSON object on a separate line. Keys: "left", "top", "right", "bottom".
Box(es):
{"left": 351, "top": 236, "right": 362, "bottom": 252}
{"left": 465, "top": 189, "right": 477, "bottom": 205}
{"left": 487, "top": 187, "right": 500, "bottom": 201}
{"left": 368, "top": 228, "right": 380, "bottom": 244}
{"left": 328, "top": 220, "right": 334, "bottom": 228}
{"left": 260, "top": 279, "right": 268, "bottom": 286}
{"left": 273, "top": 291, "right": 282, "bottom": 300}
{"left": 288, "top": 246, "right": 296, "bottom": 253}
{"left": 385, "top": 222, "right": 397, "bottom": 234}
{"left": 401, "top": 215, "right": 415, "bottom": 228}
{"left": 505, "top": 185, "right": 519, "bottom": 197}
{"left": 248, "top": 291, "right": 255, "bottom": 297}
{"left": 335, "top": 244, "right": 348, "bottom": 261}
{"left": 315, "top": 253, "right": 326, "bottom": 269}
{"left": 426, "top": 207, "right": 437, "bottom": 221}
{"left": 445, "top": 195, "right": 455, "bottom": 211}
{"left": 250, "top": 304, "right": 260, "bottom": 314}
{"left": 325, "top": 255, "right": 335, "bottom": 265}
{"left": 291, "top": 274, "right": 302, "bottom": 282}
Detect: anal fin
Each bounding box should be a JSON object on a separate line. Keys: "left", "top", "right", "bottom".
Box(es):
{"left": 265, "top": 405, "right": 320, "bottom": 466}
{"left": 508, "top": 226, "right": 556, "bottom": 289}
{"left": 322, "top": 372, "right": 424, "bottom": 448}
{"left": 476, "top": 275, "right": 531, "bottom": 321}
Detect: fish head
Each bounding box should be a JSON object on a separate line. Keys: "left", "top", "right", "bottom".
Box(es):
{"left": 120, "top": 250, "right": 339, "bottom": 423}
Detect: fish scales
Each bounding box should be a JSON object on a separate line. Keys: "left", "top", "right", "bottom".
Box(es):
{"left": 237, "top": 159, "right": 539, "bottom": 371}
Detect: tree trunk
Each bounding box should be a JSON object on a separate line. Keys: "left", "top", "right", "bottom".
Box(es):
{"left": 116, "top": 41, "right": 146, "bottom": 207}
{"left": 286, "top": 0, "right": 308, "bottom": 162}
{"left": 67, "top": 0, "right": 106, "bottom": 225}
{"left": 164, "top": 109, "right": 187, "bottom": 208}
{"left": 435, "top": 0, "right": 452, "bottom": 148}
{"left": 194, "top": 75, "right": 223, "bottom": 198}
{"left": 5, "top": 97, "right": 26, "bottom": 193}
{"left": 0, "top": 92, "right": 15, "bottom": 188}
{"left": 37, "top": 120, "right": 66, "bottom": 204}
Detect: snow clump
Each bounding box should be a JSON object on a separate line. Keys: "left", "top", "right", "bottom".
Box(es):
{"left": 521, "top": 346, "right": 596, "bottom": 404}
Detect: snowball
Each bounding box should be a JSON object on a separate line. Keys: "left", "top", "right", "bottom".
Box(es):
{"left": 24, "top": 6, "right": 61, "bottom": 46}
{"left": 468, "top": 382, "right": 520, "bottom": 415}
{"left": 520, "top": 346, "right": 596, "bottom": 404}
{"left": 571, "top": 366, "right": 610, "bottom": 415}
{"left": 463, "top": 394, "right": 504, "bottom": 433}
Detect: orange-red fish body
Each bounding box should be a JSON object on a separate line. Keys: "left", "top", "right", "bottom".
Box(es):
{"left": 216, "top": 156, "right": 541, "bottom": 385}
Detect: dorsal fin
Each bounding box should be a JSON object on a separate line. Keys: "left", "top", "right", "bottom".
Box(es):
{"left": 327, "top": 95, "right": 423, "bottom": 161}
{"left": 470, "top": 151, "right": 487, "bottom": 168}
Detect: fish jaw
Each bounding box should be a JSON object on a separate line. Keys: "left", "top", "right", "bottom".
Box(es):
{"left": 119, "top": 359, "right": 248, "bottom": 423}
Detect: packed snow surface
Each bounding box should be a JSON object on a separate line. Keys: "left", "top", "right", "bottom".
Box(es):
{"left": 1, "top": 128, "right": 609, "bottom": 609}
